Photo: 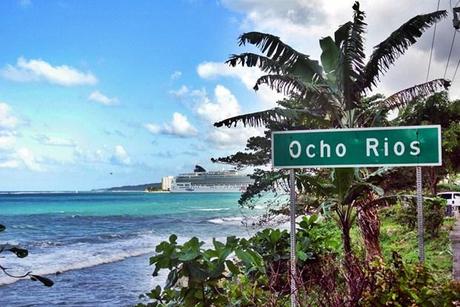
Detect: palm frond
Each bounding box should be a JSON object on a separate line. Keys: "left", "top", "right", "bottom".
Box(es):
{"left": 238, "top": 31, "right": 304, "bottom": 62}
{"left": 213, "top": 107, "right": 324, "bottom": 128}
{"left": 226, "top": 53, "right": 285, "bottom": 74}
{"left": 296, "top": 173, "right": 335, "bottom": 196}
{"left": 344, "top": 182, "right": 384, "bottom": 205}
{"left": 381, "top": 79, "right": 450, "bottom": 110}
{"left": 357, "top": 10, "right": 447, "bottom": 92}
{"left": 348, "top": 2, "right": 366, "bottom": 75}
{"left": 332, "top": 168, "right": 356, "bottom": 203}
{"left": 254, "top": 74, "right": 332, "bottom": 103}
{"left": 239, "top": 169, "right": 284, "bottom": 207}
{"left": 339, "top": 2, "right": 366, "bottom": 110}
{"left": 334, "top": 22, "right": 352, "bottom": 48}
{"left": 237, "top": 32, "right": 323, "bottom": 81}
{"left": 253, "top": 74, "right": 310, "bottom": 95}
{"left": 319, "top": 36, "right": 340, "bottom": 74}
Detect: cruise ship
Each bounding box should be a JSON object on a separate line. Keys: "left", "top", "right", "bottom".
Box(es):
{"left": 170, "top": 165, "right": 253, "bottom": 193}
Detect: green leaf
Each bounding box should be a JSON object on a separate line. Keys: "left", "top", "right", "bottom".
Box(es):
{"left": 152, "top": 266, "right": 160, "bottom": 277}
{"left": 147, "top": 285, "right": 162, "bottom": 299}
{"left": 178, "top": 237, "right": 201, "bottom": 261}
{"left": 9, "top": 246, "right": 28, "bottom": 258}
{"left": 186, "top": 263, "right": 208, "bottom": 281}
{"left": 332, "top": 168, "right": 355, "bottom": 203}
{"left": 165, "top": 269, "right": 178, "bottom": 289}
{"left": 225, "top": 260, "right": 240, "bottom": 275}
{"left": 218, "top": 247, "right": 232, "bottom": 261}
{"left": 30, "top": 275, "right": 54, "bottom": 287}
{"left": 334, "top": 22, "right": 352, "bottom": 48}
{"left": 269, "top": 229, "right": 282, "bottom": 243}
{"left": 169, "top": 234, "right": 177, "bottom": 243}
{"left": 209, "top": 262, "right": 225, "bottom": 279}
{"left": 235, "top": 249, "right": 254, "bottom": 267}
{"left": 297, "top": 250, "right": 308, "bottom": 261}
{"left": 319, "top": 36, "right": 339, "bottom": 74}
{"left": 178, "top": 250, "right": 200, "bottom": 262}
{"left": 212, "top": 238, "right": 225, "bottom": 250}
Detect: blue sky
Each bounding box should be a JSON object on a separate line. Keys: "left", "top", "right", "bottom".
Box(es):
{"left": 0, "top": 0, "right": 459, "bottom": 190}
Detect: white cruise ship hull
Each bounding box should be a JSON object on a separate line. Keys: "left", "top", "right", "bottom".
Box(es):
{"left": 170, "top": 184, "right": 247, "bottom": 193}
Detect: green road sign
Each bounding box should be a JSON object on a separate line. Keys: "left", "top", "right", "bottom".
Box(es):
{"left": 272, "top": 126, "right": 441, "bottom": 169}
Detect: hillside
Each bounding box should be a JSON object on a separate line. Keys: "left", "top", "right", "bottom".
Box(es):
{"left": 96, "top": 182, "right": 161, "bottom": 192}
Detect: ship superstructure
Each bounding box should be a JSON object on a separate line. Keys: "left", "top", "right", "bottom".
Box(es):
{"left": 170, "top": 165, "right": 253, "bottom": 192}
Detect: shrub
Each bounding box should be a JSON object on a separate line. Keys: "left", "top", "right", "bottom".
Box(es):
{"left": 138, "top": 215, "right": 341, "bottom": 306}
{"left": 437, "top": 183, "right": 460, "bottom": 192}
{"left": 393, "top": 197, "right": 446, "bottom": 237}
{"left": 360, "top": 252, "right": 460, "bottom": 306}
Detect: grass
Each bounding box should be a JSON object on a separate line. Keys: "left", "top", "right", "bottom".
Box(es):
{"left": 367, "top": 208, "right": 454, "bottom": 281}
{"left": 347, "top": 207, "right": 454, "bottom": 281}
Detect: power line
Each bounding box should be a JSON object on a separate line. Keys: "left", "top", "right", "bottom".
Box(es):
{"left": 444, "top": 29, "right": 457, "bottom": 79}
{"left": 426, "top": 0, "right": 441, "bottom": 81}
{"left": 453, "top": 0, "right": 460, "bottom": 82}
{"left": 452, "top": 52, "right": 460, "bottom": 82}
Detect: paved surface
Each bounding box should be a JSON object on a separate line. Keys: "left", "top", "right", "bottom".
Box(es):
{"left": 451, "top": 216, "right": 460, "bottom": 280}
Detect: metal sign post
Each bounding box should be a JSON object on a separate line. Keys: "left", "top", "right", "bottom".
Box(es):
{"left": 289, "top": 169, "right": 296, "bottom": 307}
{"left": 416, "top": 166, "right": 425, "bottom": 262}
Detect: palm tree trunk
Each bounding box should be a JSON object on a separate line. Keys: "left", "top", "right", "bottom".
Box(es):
{"left": 357, "top": 199, "right": 382, "bottom": 261}
{"left": 337, "top": 209, "right": 365, "bottom": 304}
{"left": 341, "top": 218, "right": 352, "bottom": 255}
{"left": 428, "top": 166, "right": 438, "bottom": 195}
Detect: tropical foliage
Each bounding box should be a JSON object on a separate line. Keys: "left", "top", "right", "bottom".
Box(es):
{"left": 211, "top": 1, "right": 450, "bottom": 303}
{"left": 390, "top": 197, "right": 446, "bottom": 237}
{"left": 396, "top": 92, "right": 460, "bottom": 194}
{"left": 138, "top": 216, "right": 342, "bottom": 306}
{"left": 140, "top": 215, "right": 459, "bottom": 306}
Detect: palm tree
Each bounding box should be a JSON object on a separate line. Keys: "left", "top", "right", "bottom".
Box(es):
{"left": 214, "top": 2, "right": 449, "bottom": 303}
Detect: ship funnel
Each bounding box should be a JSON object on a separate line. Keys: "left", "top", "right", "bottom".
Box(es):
{"left": 194, "top": 165, "right": 206, "bottom": 173}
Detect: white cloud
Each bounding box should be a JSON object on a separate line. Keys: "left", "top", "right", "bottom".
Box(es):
{"left": 170, "top": 70, "right": 182, "bottom": 80}
{"left": 0, "top": 103, "right": 19, "bottom": 130}
{"left": 206, "top": 126, "right": 263, "bottom": 149}
{"left": 198, "top": 62, "right": 259, "bottom": 90}
{"left": 197, "top": 62, "right": 284, "bottom": 107}
{"left": 144, "top": 123, "right": 161, "bottom": 134}
{"left": 0, "top": 103, "right": 19, "bottom": 151}
{"left": 34, "top": 134, "right": 76, "bottom": 147}
{"left": 170, "top": 85, "right": 190, "bottom": 98}
{"left": 168, "top": 83, "right": 264, "bottom": 148}
{"left": 73, "top": 147, "right": 106, "bottom": 164}
{"left": 88, "top": 90, "right": 118, "bottom": 106}
{"left": 220, "top": 0, "right": 460, "bottom": 98}
{"left": 16, "top": 148, "right": 43, "bottom": 172}
{"left": 145, "top": 112, "right": 198, "bottom": 138}
{"left": 0, "top": 159, "right": 19, "bottom": 169}
{"left": 0, "top": 135, "right": 16, "bottom": 150}
{"left": 111, "top": 145, "right": 131, "bottom": 165}
{"left": 2, "top": 57, "right": 97, "bottom": 86}
{"left": 196, "top": 85, "right": 241, "bottom": 122}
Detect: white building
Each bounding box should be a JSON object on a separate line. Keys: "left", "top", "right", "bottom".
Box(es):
{"left": 161, "top": 176, "right": 174, "bottom": 191}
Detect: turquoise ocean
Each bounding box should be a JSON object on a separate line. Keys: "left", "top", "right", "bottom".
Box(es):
{"left": 0, "top": 192, "right": 268, "bottom": 306}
